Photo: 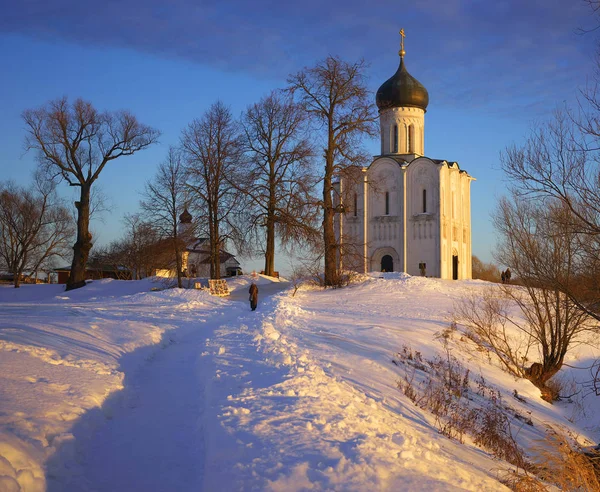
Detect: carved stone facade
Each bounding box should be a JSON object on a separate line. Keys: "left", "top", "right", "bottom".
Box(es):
{"left": 335, "top": 44, "right": 474, "bottom": 279}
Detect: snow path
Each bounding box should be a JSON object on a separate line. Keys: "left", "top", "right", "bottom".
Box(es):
{"left": 43, "top": 279, "right": 291, "bottom": 491}
{"left": 46, "top": 324, "right": 207, "bottom": 491}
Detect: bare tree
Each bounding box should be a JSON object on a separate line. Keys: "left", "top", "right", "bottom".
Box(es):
{"left": 0, "top": 177, "right": 73, "bottom": 287}
{"left": 472, "top": 255, "right": 500, "bottom": 282}
{"left": 240, "top": 90, "right": 319, "bottom": 276}
{"left": 23, "top": 97, "right": 159, "bottom": 290}
{"left": 455, "top": 287, "right": 533, "bottom": 380}
{"left": 181, "top": 101, "right": 242, "bottom": 279}
{"left": 120, "top": 214, "right": 165, "bottom": 279}
{"left": 87, "top": 243, "right": 132, "bottom": 280}
{"left": 141, "top": 148, "right": 190, "bottom": 287}
{"left": 457, "top": 195, "right": 596, "bottom": 401}
{"left": 288, "top": 56, "right": 378, "bottom": 286}
{"left": 496, "top": 196, "right": 595, "bottom": 389}
{"left": 501, "top": 110, "right": 600, "bottom": 319}
{"left": 96, "top": 216, "right": 173, "bottom": 280}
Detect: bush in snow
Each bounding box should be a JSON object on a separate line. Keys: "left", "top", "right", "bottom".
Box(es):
{"left": 504, "top": 426, "right": 600, "bottom": 491}
{"left": 394, "top": 340, "right": 530, "bottom": 471}
{"left": 533, "top": 427, "right": 600, "bottom": 491}
{"left": 454, "top": 285, "right": 595, "bottom": 402}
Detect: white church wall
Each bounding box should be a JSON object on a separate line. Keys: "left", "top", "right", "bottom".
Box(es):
{"left": 186, "top": 251, "right": 231, "bottom": 278}
{"left": 406, "top": 158, "right": 439, "bottom": 277}
{"left": 461, "top": 174, "right": 474, "bottom": 279}
{"left": 367, "top": 158, "right": 404, "bottom": 272}
{"left": 438, "top": 164, "right": 474, "bottom": 280}
{"left": 335, "top": 173, "right": 369, "bottom": 273}
{"left": 440, "top": 168, "right": 450, "bottom": 279}
{"left": 337, "top": 156, "right": 473, "bottom": 279}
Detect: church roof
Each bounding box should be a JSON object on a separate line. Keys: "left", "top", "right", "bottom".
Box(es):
{"left": 186, "top": 238, "right": 241, "bottom": 265}
{"left": 368, "top": 155, "right": 474, "bottom": 179}
{"left": 376, "top": 56, "right": 429, "bottom": 112}
{"left": 179, "top": 208, "right": 192, "bottom": 224}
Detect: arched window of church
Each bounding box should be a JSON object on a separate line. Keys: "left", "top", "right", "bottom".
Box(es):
{"left": 422, "top": 189, "right": 427, "bottom": 213}
{"left": 393, "top": 125, "right": 398, "bottom": 153}
{"left": 408, "top": 125, "right": 415, "bottom": 153}
{"left": 385, "top": 191, "right": 390, "bottom": 215}
{"left": 353, "top": 193, "right": 358, "bottom": 217}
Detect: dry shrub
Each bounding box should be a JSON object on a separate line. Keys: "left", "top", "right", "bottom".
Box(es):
{"left": 499, "top": 472, "right": 547, "bottom": 492}
{"left": 543, "top": 376, "right": 567, "bottom": 403}
{"left": 500, "top": 426, "right": 600, "bottom": 491}
{"left": 533, "top": 427, "right": 600, "bottom": 492}
{"left": 454, "top": 287, "right": 530, "bottom": 379}
{"left": 455, "top": 280, "right": 594, "bottom": 403}
{"left": 473, "top": 397, "right": 515, "bottom": 461}
{"left": 394, "top": 340, "right": 529, "bottom": 468}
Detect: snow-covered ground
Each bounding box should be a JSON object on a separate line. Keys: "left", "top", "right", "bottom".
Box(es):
{"left": 0, "top": 274, "right": 598, "bottom": 491}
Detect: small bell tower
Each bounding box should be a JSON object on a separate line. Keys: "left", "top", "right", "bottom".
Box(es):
{"left": 376, "top": 29, "right": 429, "bottom": 157}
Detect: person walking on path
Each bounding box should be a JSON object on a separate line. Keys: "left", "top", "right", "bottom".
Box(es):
{"left": 249, "top": 282, "right": 259, "bottom": 311}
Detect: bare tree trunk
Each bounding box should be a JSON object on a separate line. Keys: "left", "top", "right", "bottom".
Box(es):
{"left": 15, "top": 249, "right": 29, "bottom": 288}
{"left": 68, "top": 184, "right": 92, "bottom": 291}
{"left": 13, "top": 264, "right": 21, "bottom": 288}
{"left": 264, "top": 188, "right": 276, "bottom": 276}
{"left": 323, "top": 148, "right": 337, "bottom": 286}
{"left": 213, "top": 214, "right": 221, "bottom": 280}
{"left": 207, "top": 204, "right": 221, "bottom": 279}
{"left": 264, "top": 219, "right": 275, "bottom": 276}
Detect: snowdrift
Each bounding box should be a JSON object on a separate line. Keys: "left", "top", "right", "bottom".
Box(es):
{"left": 0, "top": 274, "right": 598, "bottom": 491}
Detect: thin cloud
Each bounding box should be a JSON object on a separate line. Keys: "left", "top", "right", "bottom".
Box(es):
{"left": 2, "top": 0, "right": 598, "bottom": 115}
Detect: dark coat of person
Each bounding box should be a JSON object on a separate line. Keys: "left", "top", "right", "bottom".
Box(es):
{"left": 249, "top": 283, "right": 259, "bottom": 311}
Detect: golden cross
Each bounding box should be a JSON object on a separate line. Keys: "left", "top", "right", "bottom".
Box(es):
{"left": 399, "top": 28, "right": 406, "bottom": 58}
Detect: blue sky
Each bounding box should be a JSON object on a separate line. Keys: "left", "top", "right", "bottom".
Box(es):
{"left": 1, "top": 0, "right": 598, "bottom": 272}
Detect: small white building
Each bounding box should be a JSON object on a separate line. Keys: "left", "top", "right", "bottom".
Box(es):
{"left": 182, "top": 237, "right": 241, "bottom": 278}
{"left": 335, "top": 35, "right": 475, "bottom": 279}
{"left": 156, "top": 209, "right": 241, "bottom": 278}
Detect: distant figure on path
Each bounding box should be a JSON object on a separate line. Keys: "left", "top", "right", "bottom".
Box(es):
{"left": 501, "top": 270, "right": 506, "bottom": 284}
{"left": 505, "top": 268, "right": 511, "bottom": 284}
{"left": 249, "top": 282, "right": 259, "bottom": 311}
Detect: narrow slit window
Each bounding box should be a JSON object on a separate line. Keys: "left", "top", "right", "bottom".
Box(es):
{"left": 408, "top": 125, "right": 414, "bottom": 153}
{"left": 353, "top": 193, "right": 358, "bottom": 217}
{"left": 385, "top": 191, "right": 390, "bottom": 215}
{"left": 393, "top": 125, "right": 398, "bottom": 153}
{"left": 422, "top": 189, "right": 427, "bottom": 213}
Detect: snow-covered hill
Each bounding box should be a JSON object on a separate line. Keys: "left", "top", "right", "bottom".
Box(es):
{"left": 0, "top": 274, "right": 598, "bottom": 491}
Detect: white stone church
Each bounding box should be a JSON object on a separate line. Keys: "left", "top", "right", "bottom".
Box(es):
{"left": 335, "top": 34, "right": 475, "bottom": 279}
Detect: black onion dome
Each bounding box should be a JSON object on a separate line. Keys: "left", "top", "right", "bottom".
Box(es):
{"left": 179, "top": 208, "right": 192, "bottom": 224}
{"left": 376, "top": 57, "right": 429, "bottom": 112}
